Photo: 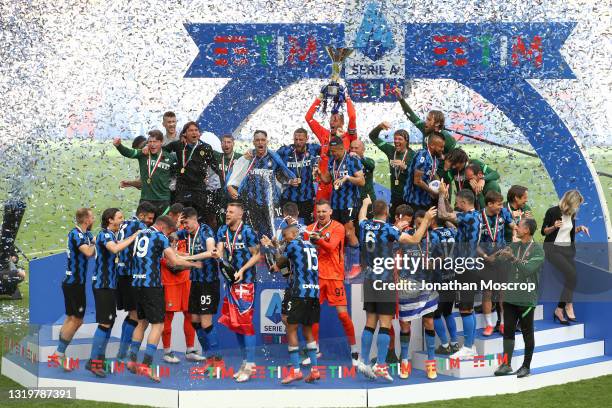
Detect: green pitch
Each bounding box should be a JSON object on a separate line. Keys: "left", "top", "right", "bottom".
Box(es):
{"left": 10, "top": 141, "right": 611, "bottom": 257}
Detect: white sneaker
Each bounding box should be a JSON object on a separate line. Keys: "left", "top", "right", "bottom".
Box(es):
{"left": 373, "top": 363, "right": 394, "bottom": 382}
{"left": 450, "top": 345, "right": 477, "bottom": 360}
{"left": 301, "top": 352, "right": 322, "bottom": 366}
{"left": 163, "top": 351, "right": 180, "bottom": 364}
{"left": 184, "top": 350, "right": 207, "bottom": 362}
{"left": 233, "top": 360, "right": 247, "bottom": 379}
{"left": 235, "top": 363, "right": 254, "bottom": 383}
{"left": 357, "top": 360, "right": 376, "bottom": 379}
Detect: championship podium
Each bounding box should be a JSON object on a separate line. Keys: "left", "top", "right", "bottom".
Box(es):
{"left": 3, "top": 249, "right": 612, "bottom": 407}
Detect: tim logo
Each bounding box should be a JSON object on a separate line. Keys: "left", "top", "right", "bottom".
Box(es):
{"left": 260, "top": 289, "right": 285, "bottom": 335}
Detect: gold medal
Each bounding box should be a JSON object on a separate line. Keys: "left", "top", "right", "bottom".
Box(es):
{"left": 147, "top": 178, "right": 152, "bottom": 184}
{"left": 296, "top": 178, "right": 301, "bottom": 184}
{"left": 394, "top": 179, "right": 399, "bottom": 186}
{"left": 180, "top": 168, "right": 185, "bottom": 174}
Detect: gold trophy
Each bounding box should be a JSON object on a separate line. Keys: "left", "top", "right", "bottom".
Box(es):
{"left": 321, "top": 46, "right": 353, "bottom": 114}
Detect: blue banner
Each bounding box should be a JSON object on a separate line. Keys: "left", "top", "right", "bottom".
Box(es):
{"left": 404, "top": 23, "right": 575, "bottom": 80}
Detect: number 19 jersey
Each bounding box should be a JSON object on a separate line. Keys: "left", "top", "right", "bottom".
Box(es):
{"left": 131, "top": 227, "right": 170, "bottom": 288}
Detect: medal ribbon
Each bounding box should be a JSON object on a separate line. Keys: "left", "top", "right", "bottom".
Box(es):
{"left": 294, "top": 147, "right": 307, "bottom": 178}
{"left": 515, "top": 240, "right": 534, "bottom": 263}
{"left": 332, "top": 153, "right": 347, "bottom": 182}
{"left": 225, "top": 222, "right": 243, "bottom": 260}
{"left": 482, "top": 210, "right": 500, "bottom": 242}
{"left": 221, "top": 153, "right": 236, "bottom": 181}
{"left": 393, "top": 149, "right": 408, "bottom": 181}
{"left": 181, "top": 142, "right": 200, "bottom": 170}
{"left": 147, "top": 152, "right": 163, "bottom": 180}
{"left": 427, "top": 148, "right": 437, "bottom": 179}
{"left": 188, "top": 225, "right": 201, "bottom": 256}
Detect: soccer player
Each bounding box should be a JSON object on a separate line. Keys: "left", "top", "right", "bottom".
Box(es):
{"left": 464, "top": 163, "right": 502, "bottom": 210}
{"left": 272, "top": 225, "right": 321, "bottom": 384}
{"left": 304, "top": 200, "right": 358, "bottom": 366}
{"left": 504, "top": 185, "right": 533, "bottom": 243}
{"left": 54, "top": 208, "right": 96, "bottom": 369}
{"left": 404, "top": 132, "right": 445, "bottom": 212}
{"left": 87, "top": 208, "right": 139, "bottom": 377}
{"left": 163, "top": 121, "right": 219, "bottom": 226}
{"left": 177, "top": 207, "right": 224, "bottom": 368}
{"left": 396, "top": 210, "right": 440, "bottom": 380}
{"left": 127, "top": 216, "right": 202, "bottom": 382}
{"left": 114, "top": 130, "right": 177, "bottom": 217}
{"left": 226, "top": 130, "right": 297, "bottom": 238}
{"left": 368, "top": 122, "right": 414, "bottom": 220}
{"left": 276, "top": 128, "right": 321, "bottom": 226}
{"left": 216, "top": 202, "right": 261, "bottom": 382}
{"left": 477, "top": 191, "right": 516, "bottom": 336}
{"left": 429, "top": 216, "right": 460, "bottom": 355}
{"left": 393, "top": 87, "right": 456, "bottom": 153}
{"left": 160, "top": 233, "right": 202, "bottom": 363}
{"left": 213, "top": 134, "right": 242, "bottom": 225}
{"left": 318, "top": 136, "right": 364, "bottom": 276}
{"left": 437, "top": 183, "right": 481, "bottom": 359}
{"left": 357, "top": 196, "right": 435, "bottom": 381}
{"left": 494, "top": 218, "right": 543, "bottom": 378}
{"left": 116, "top": 201, "right": 156, "bottom": 361}
{"left": 305, "top": 86, "right": 357, "bottom": 202}
{"left": 162, "top": 111, "right": 179, "bottom": 145}
{"left": 350, "top": 139, "right": 376, "bottom": 202}
{"left": 442, "top": 148, "right": 500, "bottom": 202}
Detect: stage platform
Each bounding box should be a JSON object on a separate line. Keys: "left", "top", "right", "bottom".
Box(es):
{"left": 3, "top": 351, "right": 612, "bottom": 407}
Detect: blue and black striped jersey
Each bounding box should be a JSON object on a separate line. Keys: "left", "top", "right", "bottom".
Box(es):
{"left": 93, "top": 229, "right": 118, "bottom": 289}
{"left": 217, "top": 223, "right": 259, "bottom": 284}
{"left": 478, "top": 207, "right": 514, "bottom": 254}
{"left": 64, "top": 227, "right": 94, "bottom": 285}
{"left": 404, "top": 148, "right": 439, "bottom": 206}
{"left": 117, "top": 217, "right": 146, "bottom": 277}
{"left": 359, "top": 219, "right": 401, "bottom": 282}
{"left": 177, "top": 224, "right": 218, "bottom": 283}
{"left": 456, "top": 209, "right": 481, "bottom": 257}
{"left": 430, "top": 226, "right": 457, "bottom": 282}
{"left": 328, "top": 153, "right": 363, "bottom": 210}
{"left": 277, "top": 144, "right": 321, "bottom": 202}
{"left": 131, "top": 227, "right": 170, "bottom": 288}
{"left": 238, "top": 151, "right": 296, "bottom": 206}
{"left": 284, "top": 238, "right": 319, "bottom": 299}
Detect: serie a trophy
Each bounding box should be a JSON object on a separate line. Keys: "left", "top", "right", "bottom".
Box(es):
{"left": 320, "top": 46, "right": 353, "bottom": 114}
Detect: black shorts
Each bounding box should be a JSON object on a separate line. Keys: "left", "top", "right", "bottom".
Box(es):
{"left": 457, "top": 270, "right": 478, "bottom": 309}
{"left": 286, "top": 297, "right": 320, "bottom": 326}
{"left": 281, "top": 287, "right": 291, "bottom": 315}
{"left": 134, "top": 286, "right": 165, "bottom": 324}
{"left": 332, "top": 206, "right": 358, "bottom": 225}
{"left": 363, "top": 301, "right": 396, "bottom": 316}
{"left": 280, "top": 199, "right": 315, "bottom": 226}
{"left": 62, "top": 283, "right": 86, "bottom": 318}
{"left": 93, "top": 288, "right": 117, "bottom": 325}
{"left": 362, "top": 279, "right": 396, "bottom": 316}
{"left": 116, "top": 275, "right": 136, "bottom": 311}
{"left": 188, "top": 281, "right": 220, "bottom": 315}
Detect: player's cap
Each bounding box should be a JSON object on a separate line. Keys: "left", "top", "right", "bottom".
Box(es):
{"left": 329, "top": 136, "right": 343, "bottom": 147}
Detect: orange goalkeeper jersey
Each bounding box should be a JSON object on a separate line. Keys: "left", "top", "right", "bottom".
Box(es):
{"left": 305, "top": 220, "right": 345, "bottom": 281}
{"left": 161, "top": 239, "right": 190, "bottom": 286}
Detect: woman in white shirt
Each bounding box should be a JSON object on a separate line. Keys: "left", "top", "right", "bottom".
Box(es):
{"left": 541, "top": 190, "right": 589, "bottom": 324}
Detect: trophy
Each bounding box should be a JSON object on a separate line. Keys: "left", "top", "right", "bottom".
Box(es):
{"left": 320, "top": 46, "right": 353, "bottom": 114}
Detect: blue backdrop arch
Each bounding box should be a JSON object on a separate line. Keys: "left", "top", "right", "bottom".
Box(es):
{"left": 184, "top": 21, "right": 610, "bottom": 266}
